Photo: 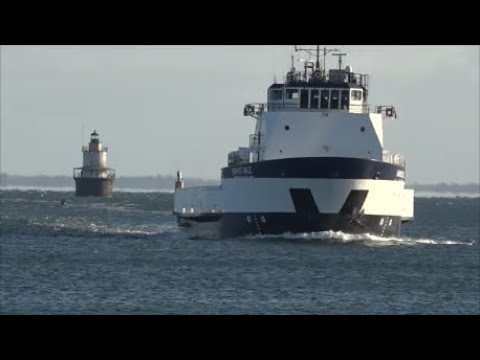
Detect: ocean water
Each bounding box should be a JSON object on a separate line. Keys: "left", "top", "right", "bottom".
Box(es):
{"left": 0, "top": 189, "right": 478, "bottom": 314}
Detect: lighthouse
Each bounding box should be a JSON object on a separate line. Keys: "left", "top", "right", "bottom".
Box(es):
{"left": 73, "top": 130, "right": 115, "bottom": 197}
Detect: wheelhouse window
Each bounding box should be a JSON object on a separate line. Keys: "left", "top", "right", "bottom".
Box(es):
{"left": 286, "top": 89, "right": 299, "bottom": 100}
{"left": 320, "top": 90, "right": 329, "bottom": 109}
{"left": 300, "top": 90, "right": 309, "bottom": 108}
{"left": 270, "top": 89, "right": 283, "bottom": 101}
{"left": 351, "top": 90, "right": 362, "bottom": 101}
{"left": 330, "top": 90, "right": 339, "bottom": 109}
{"left": 310, "top": 90, "right": 319, "bottom": 108}
{"left": 341, "top": 90, "right": 350, "bottom": 110}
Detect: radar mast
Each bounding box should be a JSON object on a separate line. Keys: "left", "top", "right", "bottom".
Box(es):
{"left": 294, "top": 45, "right": 341, "bottom": 79}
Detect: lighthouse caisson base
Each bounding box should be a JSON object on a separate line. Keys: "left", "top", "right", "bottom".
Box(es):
{"left": 74, "top": 178, "right": 113, "bottom": 197}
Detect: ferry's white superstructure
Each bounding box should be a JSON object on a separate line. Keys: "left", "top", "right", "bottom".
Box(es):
{"left": 174, "top": 46, "right": 414, "bottom": 238}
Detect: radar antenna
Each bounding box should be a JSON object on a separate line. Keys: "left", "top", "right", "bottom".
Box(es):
{"left": 322, "top": 47, "right": 340, "bottom": 78}
{"left": 332, "top": 53, "right": 348, "bottom": 70}
{"left": 295, "top": 45, "right": 322, "bottom": 71}
{"left": 294, "top": 46, "right": 340, "bottom": 79}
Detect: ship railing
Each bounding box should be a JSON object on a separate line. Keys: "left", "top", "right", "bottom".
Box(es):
{"left": 228, "top": 152, "right": 246, "bottom": 166}
{"left": 348, "top": 104, "right": 371, "bottom": 114}
{"left": 375, "top": 105, "right": 398, "bottom": 119}
{"left": 244, "top": 103, "right": 265, "bottom": 117}
{"left": 246, "top": 102, "right": 379, "bottom": 114}
{"left": 82, "top": 146, "right": 108, "bottom": 152}
{"left": 265, "top": 103, "right": 371, "bottom": 114}
{"left": 174, "top": 186, "right": 223, "bottom": 215}
{"left": 73, "top": 167, "right": 116, "bottom": 179}
{"left": 382, "top": 152, "right": 406, "bottom": 169}
{"left": 228, "top": 147, "right": 263, "bottom": 166}
{"left": 349, "top": 73, "right": 369, "bottom": 90}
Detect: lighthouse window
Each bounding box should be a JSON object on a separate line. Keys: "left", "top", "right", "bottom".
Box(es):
{"left": 330, "top": 90, "right": 339, "bottom": 109}
{"left": 320, "top": 90, "right": 330, "bottom": 109}
{"left": 270, "top": 90, "right": 283, "bottom": 101}
{"left": 286, "top": 89, "right": 299, "bottom": 100}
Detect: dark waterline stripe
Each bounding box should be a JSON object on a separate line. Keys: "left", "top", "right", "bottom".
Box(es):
{"left": 222, "top": 157, "right": 403, "bottom": 180}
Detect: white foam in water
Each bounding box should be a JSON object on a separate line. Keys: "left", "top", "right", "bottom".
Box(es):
{"left": 84, "top": 221, "right": 187, "bottom": 239}
{"left": 415, "top": 191, "right": 479, "bottom": 198}
{"left": 36, "top": 214, "right": 189, "bottom": 240}
{"left": 245, "top": 230, "right": 474, "bottom": 246}
{"left": 1, "top": 185, "right": 75, "bottom": 192}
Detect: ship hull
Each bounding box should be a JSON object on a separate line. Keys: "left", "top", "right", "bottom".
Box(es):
{"left": 74, "top": 178, "right": 113, "bottom": 197}
{"left": 174, "top": 157, "right": 414, "bottom": 239}
{"left": 221, "top": 213, "right": 402, "bottom": 237}
{"left": 178, "top": 213, "right": 402, "bottom": 239}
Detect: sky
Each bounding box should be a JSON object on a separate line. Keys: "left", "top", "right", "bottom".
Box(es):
{"left": 1, "top": 45, "right": 479, "bottom": 183}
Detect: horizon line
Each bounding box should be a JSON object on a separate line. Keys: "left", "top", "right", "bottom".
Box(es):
{"left": 1, "top": 173, "right": 479, "bottom": 186}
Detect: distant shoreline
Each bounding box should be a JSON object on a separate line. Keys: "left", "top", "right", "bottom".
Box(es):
{"left": 0, "top": 185, "right": 478, "bottom": 198}
{"left": 1, "top": 173, "right": 478, "bottom": 198}
{"left": 0, "top": 173, "right": 218, "bottom": 191}
{"left": 0, "top": 185, "right": 175, "bottom": 194}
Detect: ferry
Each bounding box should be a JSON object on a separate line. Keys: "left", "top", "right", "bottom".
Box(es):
{"left": 174, "top": 46, "right": 414, "bottom": 238}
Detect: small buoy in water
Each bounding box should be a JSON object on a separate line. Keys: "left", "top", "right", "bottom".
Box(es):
{"left": 60, "top": 199, "right": 68, "bottom": 206}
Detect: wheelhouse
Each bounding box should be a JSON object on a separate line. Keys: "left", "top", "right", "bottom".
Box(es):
{"left": 268, "top": 64, "right": 369, "bottom": 114}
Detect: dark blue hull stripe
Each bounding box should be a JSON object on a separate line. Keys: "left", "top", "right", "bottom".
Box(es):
{"left": 340, "top": 190, "right": 368, "bottom": 215}
{"left": 289, "top": 189, "right": 320, "bottom": 215}
{"left": 179, "top": 213, "right": 402, "bottom": 238}
{"left": 222, "top": 157, "right": 403, "bottom": 180}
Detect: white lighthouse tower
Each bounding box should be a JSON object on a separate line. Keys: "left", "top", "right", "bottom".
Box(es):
{"left": 73, "top": 130, "right": 115, "bottom": 196}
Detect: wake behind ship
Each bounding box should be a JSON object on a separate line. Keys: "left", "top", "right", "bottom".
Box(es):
{"left": 174, "top": 46, "right": 414, "bottom": 238}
